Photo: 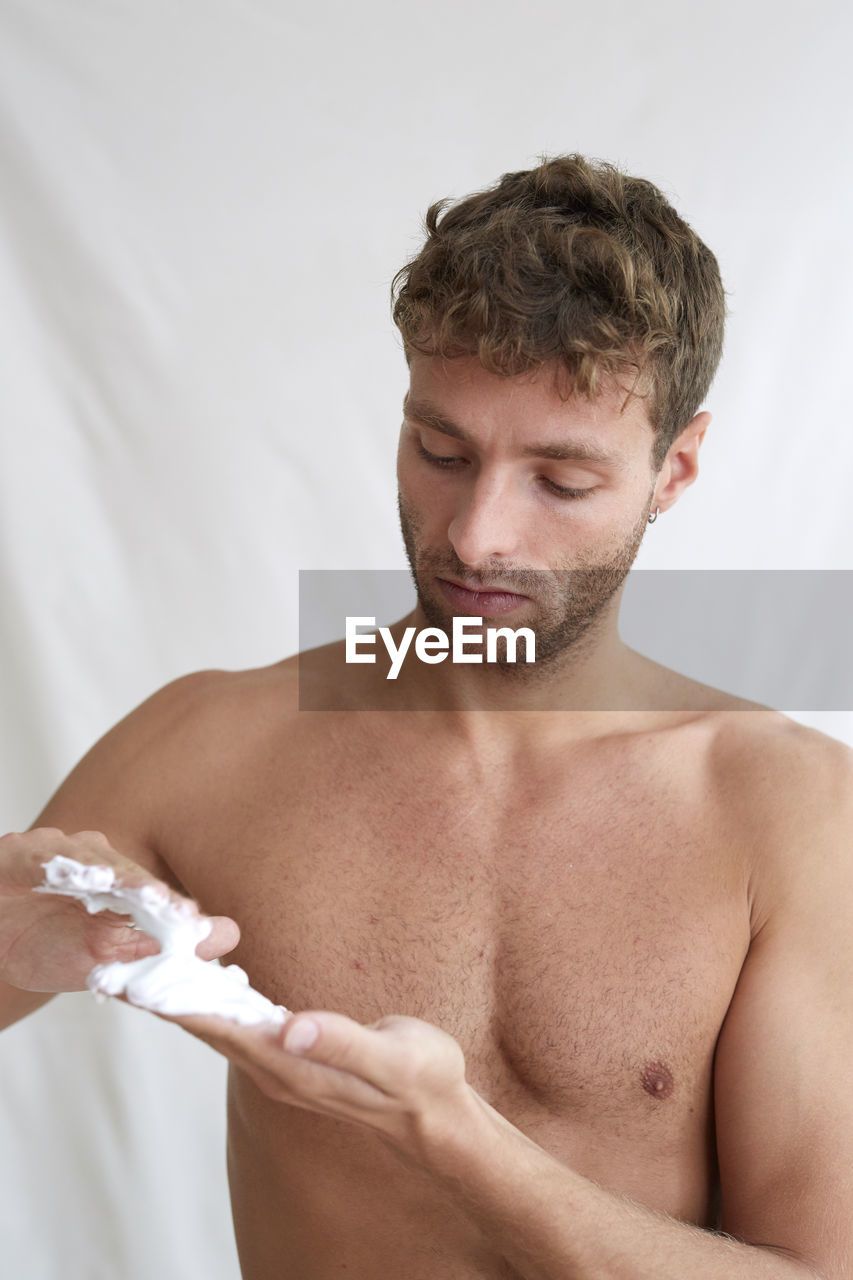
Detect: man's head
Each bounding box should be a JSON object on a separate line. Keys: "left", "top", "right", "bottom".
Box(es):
{"left": 392, "top": 153, "right": 726, "bottom": 472}
{"left": 396, "top": 354, "right": 690, "bottom": 668}
{"left": 392, "top": 155, "right": 724, "bottom": 668}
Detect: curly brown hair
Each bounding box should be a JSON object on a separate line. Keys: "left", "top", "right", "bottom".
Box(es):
{"left": 391, "top": 154, "right": 726, "bottom": 468}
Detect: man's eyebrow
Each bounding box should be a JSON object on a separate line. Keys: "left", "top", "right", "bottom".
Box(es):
{"left": 404, "top": 399, "right": 622, "bottom": 467}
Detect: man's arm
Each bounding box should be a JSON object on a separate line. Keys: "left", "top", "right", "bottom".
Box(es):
{"left": 164, "top": 722, "right": 853, "bottom": 1279}
{"left": 709, "top": 725, "right": 853, "bottom": 1277}
{"left": 0, "top": 979, "right": 53, "bottom": 1028}
{"left": 0, "top": 669, "right": 236, "bottom": 1031}
{"left": 418, "top": 723, "right": 853, "bottom": 1278}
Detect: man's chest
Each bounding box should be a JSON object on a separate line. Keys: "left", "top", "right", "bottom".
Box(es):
{"left": 165, "top": 720, "right": 750, "bottom": 1139}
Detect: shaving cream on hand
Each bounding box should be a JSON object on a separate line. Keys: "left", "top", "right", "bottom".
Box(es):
{"left": 36, "top": 855, "right": 288, "bottom": 1026}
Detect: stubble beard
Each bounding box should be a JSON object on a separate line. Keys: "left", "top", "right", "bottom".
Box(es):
{"left": 397, "top": 493, "right": 651, "bottom": 675}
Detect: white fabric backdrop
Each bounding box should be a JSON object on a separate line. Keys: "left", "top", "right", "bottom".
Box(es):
{"left": 1, "top": 1, "right": 851, "bottom": 1276}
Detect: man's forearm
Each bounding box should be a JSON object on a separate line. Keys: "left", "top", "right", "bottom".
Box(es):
{"left": 415, "top": 1090, "right": 823, "bottom": 1280}
{"left": 184, "top": 1008, "right": 835, "bottom": 1276}
{"left": 0, "top": 982, "right": 54, "bottom": 1033}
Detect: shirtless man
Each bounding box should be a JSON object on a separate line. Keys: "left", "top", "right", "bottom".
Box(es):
{"left": 2, "top": 154, "right": 851, "bottom": 1279}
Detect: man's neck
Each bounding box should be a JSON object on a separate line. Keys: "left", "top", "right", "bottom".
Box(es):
{"left": 382, "top": 601, "right": 646, "bottom": 715}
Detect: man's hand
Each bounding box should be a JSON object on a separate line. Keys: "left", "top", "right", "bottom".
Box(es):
{"left": 162, "top": 1005, "right": 474, "bottom": 1157}
{"left": 0, "top": 827, "right": 240, "bottom": 993}
{"left": 166, "top": 1001, "right": 835, "bottom": 1280}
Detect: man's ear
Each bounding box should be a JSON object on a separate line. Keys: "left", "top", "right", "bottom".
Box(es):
{"left": 652, "top": 411, "right": 711, "bottom": 512}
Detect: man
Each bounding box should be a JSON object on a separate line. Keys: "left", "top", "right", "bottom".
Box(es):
{"left": 1, "top": 154, "right": 851, "bottom": 1279}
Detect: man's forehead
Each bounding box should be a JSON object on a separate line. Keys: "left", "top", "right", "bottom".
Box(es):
{"left": 404, "top": 396, "right": 626, "bottom": 468}
{"left": 404, "top": 354, "right": 655, "bottom": 452}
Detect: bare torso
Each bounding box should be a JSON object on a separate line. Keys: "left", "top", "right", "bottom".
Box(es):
{"left": 151, "top": 661, "right": 763, "bottom": 1279}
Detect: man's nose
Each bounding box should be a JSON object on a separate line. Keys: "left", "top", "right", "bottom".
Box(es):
{"left": 447, "top": 475, "right": 522, "bottom": 567}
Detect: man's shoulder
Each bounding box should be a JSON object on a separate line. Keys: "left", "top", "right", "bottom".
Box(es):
{"left": 91, "top": 661, "right": 303, "bottom": 806}
{"left": 705, "top": 706, "right": 853, "bottom": 794}
{"left": 155, "top": 658, "right": 301, "bottom": 720}
{"left": 26, "top": 665, "right": 290, "bottom": 889}
{"left": 702, "top": 709, "right": 853, "bottom": 932}
{"left": 638, "top": 653, "right": 853, "bottom": 792}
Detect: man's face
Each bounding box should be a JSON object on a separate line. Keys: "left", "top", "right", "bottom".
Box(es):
{"left": 396, "top": 354, "right": 660, "bottom": 667}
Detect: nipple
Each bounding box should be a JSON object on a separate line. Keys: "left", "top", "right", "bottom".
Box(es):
{"left": 640, "top": 1061, "right": 674, "bottom": 1100}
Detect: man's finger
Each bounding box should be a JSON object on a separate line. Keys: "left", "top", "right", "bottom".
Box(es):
{"left": 195, "top": 915, "right": 241, "bottom": 960}
{"left": 282, "top": 1011, "right": 393, "bottom": 1088}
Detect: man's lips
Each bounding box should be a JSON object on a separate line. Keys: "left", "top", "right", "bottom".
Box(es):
{"left": 436, "top": 577, "right": 531, "bottom": 616}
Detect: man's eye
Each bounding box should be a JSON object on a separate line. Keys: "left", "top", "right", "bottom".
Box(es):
{"left": 415, "top": 441, "right": 465, "bottom": 468}
{"left": 542, "top": 478, "right": 596, "bottom": 500}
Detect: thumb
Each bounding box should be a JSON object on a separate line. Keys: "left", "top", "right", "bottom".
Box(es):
{"left": 282, "top": 1011, "right": 368, "bottom": 1067}
{"left": 195, "top": 915, "right": 240, "bottom": 960}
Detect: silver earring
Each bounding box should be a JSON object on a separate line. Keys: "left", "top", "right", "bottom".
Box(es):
{"left": 647, "top": 506, "right": 660, "bottom": 524}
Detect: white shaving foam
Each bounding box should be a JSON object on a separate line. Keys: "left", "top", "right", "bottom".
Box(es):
{"left": 36, "top": 855, "right": 288, "bottom": 1026}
